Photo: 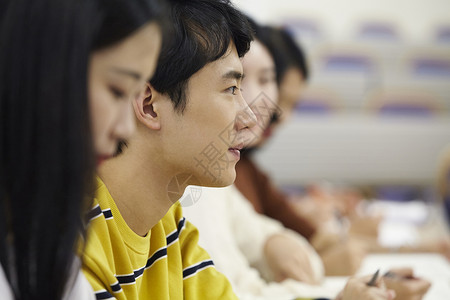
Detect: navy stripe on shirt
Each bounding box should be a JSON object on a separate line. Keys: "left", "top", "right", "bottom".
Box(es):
{"left": 86, "top": 204, "right": 102, "bottom": 223}
{"left": 115, "top": 247, "right": 168, "bottom": 286}
{"left": 95, "top": 209, "right": 191, "bottom": 294}
{"left": 183, "top": 260, "right": 214, "bottom": 279}
{"left": 116, "top": 273, "right": 136, "bottom": 285}
{"left": 102, "top": 208, "right": 113, "bottom": 220}
{"left": 110, "top": 281, "right": 122, "bottom": 293}
{"left": 166, "top": 217, "right": 185, "bottom": 245}
{"left": 95, "top": 290, "right": 115, "bottom": 300}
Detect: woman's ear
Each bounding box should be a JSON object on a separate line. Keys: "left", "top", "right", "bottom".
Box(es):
{"left": 133, "top": 82, "right": 161, "bottom": 130}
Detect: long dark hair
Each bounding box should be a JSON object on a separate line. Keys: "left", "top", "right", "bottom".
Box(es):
{"left": 0, "top": 0, "right": 165, "bottom": 299}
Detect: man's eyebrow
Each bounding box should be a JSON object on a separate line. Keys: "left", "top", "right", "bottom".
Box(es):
{"left": 222, "top": 70, "right": 244, "bottom": 81}
{"left": 110, "top": 67, "right": 142, "bottom": 81}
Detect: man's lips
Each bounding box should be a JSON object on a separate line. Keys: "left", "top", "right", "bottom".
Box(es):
{"left": 228, "top": 142, "right": 244, "bottom": 151}
{"left": 228, "top": 143, "right": 244, "bottom": 160}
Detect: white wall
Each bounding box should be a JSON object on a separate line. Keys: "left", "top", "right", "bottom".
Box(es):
{"left": 253, "top": 114, "right": 450, "bottom": 186}
{"left": 233, "top": 0, "right": 450, "bottom": 42}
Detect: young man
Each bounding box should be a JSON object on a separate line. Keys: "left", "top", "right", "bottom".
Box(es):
{"left": 81, "top": 0, "right": 256, "bottom": 299}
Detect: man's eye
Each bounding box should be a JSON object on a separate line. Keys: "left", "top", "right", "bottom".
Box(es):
{"left": 226, "top": 86, "right": 239, "bottom": 95}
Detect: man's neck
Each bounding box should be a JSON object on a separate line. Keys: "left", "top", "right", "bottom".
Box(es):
{"left": 98, "top": 149, "right": 175, "bottom": 236}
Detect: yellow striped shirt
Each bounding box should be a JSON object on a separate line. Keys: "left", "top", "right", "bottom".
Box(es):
{"left": 82, "top": 179, "right": 238, "bottom": 299}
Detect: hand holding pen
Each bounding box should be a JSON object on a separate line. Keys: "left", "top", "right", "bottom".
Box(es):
{"left": 382, "top": 267, "right": 431, "bottom": 300}
{"left": 335, "top": 270, "right": 395, "bottom": 300}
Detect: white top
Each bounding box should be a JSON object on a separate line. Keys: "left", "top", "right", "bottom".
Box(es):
{"left": 0, "top": 265, "right": 14, "bottom": 300}
{"left": 0, "top": 258, "right": 95, "bottom": 300}
{"left": 183, "top": 185, "right": 336, "bottom": 300}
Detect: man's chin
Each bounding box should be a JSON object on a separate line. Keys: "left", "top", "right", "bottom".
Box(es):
{"left": 203, "top": 172, "right": 235, "bottom": 188}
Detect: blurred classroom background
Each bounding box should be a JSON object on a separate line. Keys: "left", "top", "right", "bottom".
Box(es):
{"left": 233, "top": 0, "right": 450, "bottom": 213}
{"left": 233, "top": 0, "right": 450, "bottom": 190}
{"left": 232, "top": 2, "right": 450, "bottom": 296}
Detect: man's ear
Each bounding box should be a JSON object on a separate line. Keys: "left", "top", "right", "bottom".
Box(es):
{"left": 133, "top": 82, "right": 161, "bottom": 130}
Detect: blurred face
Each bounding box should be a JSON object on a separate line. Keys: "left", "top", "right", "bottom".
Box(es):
{"left": 241, "top": 40, "right": 278, "bottom": 147}
{"left": 88, "top": 22, "right": 161, "bottom": 165}
{"left": 278, "top": 67, "right": 306, "bottom": 123}
{"left": 159, "top": 43, "right": 257, "bottom": 187}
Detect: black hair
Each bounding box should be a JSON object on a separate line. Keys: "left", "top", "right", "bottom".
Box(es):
{"left": 150, "top": 0, "right": 253, "bottom": 113}
{"left": 265, "top": 27, "right": 309, "bottom": 85}
{"left": 245, "top": 17, "right": 273, "bottom": 51}
{"left": 247, "top": 24, "right": 309, "bottom": 127}
{"left": 0, "top": 0, "right": 166, "bottom": 299}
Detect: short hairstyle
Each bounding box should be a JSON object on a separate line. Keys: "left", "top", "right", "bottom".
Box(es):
{"left": 150, "top": 0, "right": 254, "bottom": 113}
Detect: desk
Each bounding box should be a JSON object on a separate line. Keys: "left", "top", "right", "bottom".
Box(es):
{"left": 322, "top": 253, "right": 450, "bottom": 299}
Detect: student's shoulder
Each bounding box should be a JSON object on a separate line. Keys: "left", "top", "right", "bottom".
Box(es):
{"left": 82, "top": 178, "right": 116, "bottom": 256}
{"left": 85, "top": 177, "right": 117, "bottom": 224}
{"left": 92, "top": 177, "right": 113, "bottom": 208}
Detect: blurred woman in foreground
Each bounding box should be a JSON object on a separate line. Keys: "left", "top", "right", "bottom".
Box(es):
{"left": 0, "top": 0, "right": 165, "bottom": 298}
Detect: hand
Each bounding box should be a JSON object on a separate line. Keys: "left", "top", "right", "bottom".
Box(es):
{"left": 320, "top": 238, "right": 368, "bottom": 276}
{"left": 264, "top": 233, "right": 318, "bottom": 284}
{"left": 335, "top": 275, "right": 396, "bottom": 300}
{"left": 383, "top": 268, "right": 431, "bottom": 300}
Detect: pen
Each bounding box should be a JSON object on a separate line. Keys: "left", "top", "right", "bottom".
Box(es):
{"left": 367, "top": 269, "right": 380, "bottom": 286}
{"left": 383, "top": 271, "right": 416, "bottom": 280}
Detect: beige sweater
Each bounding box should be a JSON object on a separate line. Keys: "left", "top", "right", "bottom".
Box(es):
{"left": 183, "top": 185, "right": 336, "bottom": 300}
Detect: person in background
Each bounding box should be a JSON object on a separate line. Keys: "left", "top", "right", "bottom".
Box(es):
{"left": 234, "top": 26, "right": 370, "bottom": 276}
{"left": 0, "top": 0, "right": 165, "bottom": 299}
{"left": 234, "top": 26, "right": 319, "bottom": 241}
{"left": 235, "top": 24, "right": 450, "bottom": 273}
